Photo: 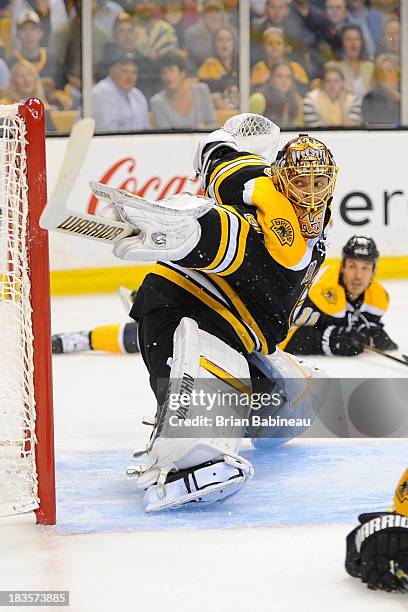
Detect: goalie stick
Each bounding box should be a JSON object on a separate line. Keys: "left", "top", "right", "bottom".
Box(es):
{"left": 365, "top": 347, "right": 408, "bottom": 368}
{"left": 39, "top": 119, "right": 134, "bottom": 244}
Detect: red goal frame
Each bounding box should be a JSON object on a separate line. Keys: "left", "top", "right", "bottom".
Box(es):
{"left": 19, "top": 99, "right": 56, "bottom": 525}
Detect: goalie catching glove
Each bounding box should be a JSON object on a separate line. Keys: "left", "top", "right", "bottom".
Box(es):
{"left": 345, "top": 512, "right": 408, "bottom": 592}
{"left": 90, "top": 181, "right": 213, "bottom": 262}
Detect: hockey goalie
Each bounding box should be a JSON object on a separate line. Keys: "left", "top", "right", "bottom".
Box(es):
{"left": 86, "top": 113, "right": 338, "bottom": 512}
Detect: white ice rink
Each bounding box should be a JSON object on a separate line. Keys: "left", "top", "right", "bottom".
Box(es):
{"left": 2, "top": 279, "right": 408, "bottom": 611}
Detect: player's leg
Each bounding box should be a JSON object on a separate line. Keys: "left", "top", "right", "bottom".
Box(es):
{"left": 130, "top": 314, "right": 254, "bottom": 512}
{"left": 52, "top": 322, "right": 140, "bottom": 354}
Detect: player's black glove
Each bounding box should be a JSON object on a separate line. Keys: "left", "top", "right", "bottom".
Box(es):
{"left": 321, "top": 325, "right": 367, "bottom": 356}
{"left": 346, "top": 512, "right": 408, "bottom": 592}
{"left": 360, "top": 323, "right": 398, "bottom": 351}
{"left": 354, "top": 315, "right": 398, "bottom": 351}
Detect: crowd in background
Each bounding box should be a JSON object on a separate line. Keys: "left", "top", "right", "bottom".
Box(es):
{"left": 0, "top": 0, "right": 400, "bottom": 132}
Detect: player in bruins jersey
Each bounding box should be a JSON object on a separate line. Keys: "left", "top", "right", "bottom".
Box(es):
{"left": 280, "top": 235, "right": 398, "bottom": 357}
{"left": 73, "top": 114, "right": 338, "bottom": 511}
{"left": 346, "top": 467, "right": 408, "bottom": 592}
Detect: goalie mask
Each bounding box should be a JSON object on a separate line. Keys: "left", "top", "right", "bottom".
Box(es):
{"left": 193, "top": 113, "right": 280, "bottom": 189}
{"left": 272, "top": 134, "right": 338, "bottom": 240}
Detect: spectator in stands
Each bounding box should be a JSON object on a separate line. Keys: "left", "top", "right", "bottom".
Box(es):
{"left": 284, "top": 0, "right": 327, "bottom": 78}
{"left": 150, "top": 50, "right": 218, "bottom": 129}
{"left": 331, "top": 24, "right": 374, "bottom": 102}
{"left": 223, "top": 0, "right": 239, "bottom": 30}
{"left": 303, "top": 65, "right": 361, "bottom": 126}
{"left": 362, "top": 53, "right": 399, "bottom": 126}
{"left": 184, "top": 0, "right": 227, "bottom": 71}
{"left": 319, "top": 0, "right": 353, "bottom": 61}
{"left": 0, "top": 54, "right": 9, "bottom": 95}
{"left": 347, "top": 0, "right": 384, "bottom": 58}
{"left": 0, "top": 59, "right": 56, "bottom": 129}
{"left": 9, "top": 11, "right": 58, "bottom": 95}
{"left": 379, "top": 16, "right": 400, "bottom": 57}
{"left": 251, "top": 27, "right": 309, "bottom": 94}
{"left": 12, "top": 0, "right": 68, "bottom": 47}
{"left": 160, "top": 0, "right": 200, "bottom": 48}
{"left": 92, "top": 50, "right": 150, "bottom": 132}
{"left": 198, "top": 26, "right": 238, "bottom": 109}
{"left": 0, "top": 0, "right": 12, "bottom": 58}
{"left": 97, "top": 12, "right": 160, "bottom": 97}
{"left": 249, "top": 59, "right": 303, "bottom": 128}
{"left": 252, "top": 0, "right": 325, "bottom": 78}
{"left": 251, "top": 0, "right": 267, "bottom": 22}
{"left": 251, "top": 0, "right": 289, "bottom": 64}
{"left": 131, "top": 0, "right": 178, "bottom": 60}
{"left": 49, "top": 0, "right": 109, "bottom": 105}
{"left": 94, "top": 0, "right": 125, "bottom": 37}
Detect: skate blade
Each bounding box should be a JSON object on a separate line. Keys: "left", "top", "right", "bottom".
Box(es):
{"left": 145, "top": 475, "right": 246, "bottom": 513}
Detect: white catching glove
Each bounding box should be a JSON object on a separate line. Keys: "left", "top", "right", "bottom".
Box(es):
{"left": 90, "top": 182, "right": 214, "bottom": 262}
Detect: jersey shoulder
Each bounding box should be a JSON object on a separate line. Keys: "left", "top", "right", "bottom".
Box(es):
{"left": 205, "top": 150, "right": 272, "bottom": 206}
{"left": 364, "top": 279, "right": 390, "bottom": 314}
{"left": 308, "top": 261, "right": 347, "bottom": 316}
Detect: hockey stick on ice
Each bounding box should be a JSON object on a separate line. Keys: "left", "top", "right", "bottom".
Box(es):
{"left": 40, "top": 119, "right": 133, "bottom": 244}
{"left": 365, "top": 346, "right": 408, "bottom": 367}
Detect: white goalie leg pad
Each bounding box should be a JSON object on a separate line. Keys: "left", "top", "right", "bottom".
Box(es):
{"left": 90, "top": 182, "right": 214, "bottom": 262}
{"left": 130, "top": 317, "right": 253, "bottom": 511}
{"left": 247, "top": 348, "right": 330, "bottom": 447}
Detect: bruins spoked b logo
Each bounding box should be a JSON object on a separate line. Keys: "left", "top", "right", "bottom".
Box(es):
{"left": 270, "top": 218, "right": 294, "bottom": 246}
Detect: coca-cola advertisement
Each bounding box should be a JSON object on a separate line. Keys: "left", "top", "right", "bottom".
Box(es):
{"left": 45, "top": 131, "right": 408, "bottom": 273}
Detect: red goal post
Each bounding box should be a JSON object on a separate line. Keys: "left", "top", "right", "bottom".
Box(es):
{"left": 0, "top": 99, "right": 55, "bottom": 525}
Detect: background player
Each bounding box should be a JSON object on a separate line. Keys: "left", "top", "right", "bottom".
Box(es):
{"left": 280, "top": 236, "right": 398, "bottom": 357}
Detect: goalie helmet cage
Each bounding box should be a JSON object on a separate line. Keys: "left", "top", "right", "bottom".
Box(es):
{"left": 0, "top": 99, "right": 56, "bottom": 525}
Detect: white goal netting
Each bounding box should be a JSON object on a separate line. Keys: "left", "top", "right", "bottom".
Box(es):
{"left": 0, "top": 105, "right": 38, "bottom": 516}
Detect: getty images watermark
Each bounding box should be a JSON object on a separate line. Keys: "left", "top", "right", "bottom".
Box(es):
{"left": 163, "top": 383, "right": 312, "bottom": 434}
{"left": 157, "top": 377, "right": 408, "bottom": 439}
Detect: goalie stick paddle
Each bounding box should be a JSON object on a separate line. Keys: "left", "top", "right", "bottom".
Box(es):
{"left": 40, "top": 119, "right": 133, "bottom": 244}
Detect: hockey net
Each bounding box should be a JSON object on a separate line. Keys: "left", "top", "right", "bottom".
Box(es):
{"left": 0, "top": 100, "right": 55, "bottom": 524}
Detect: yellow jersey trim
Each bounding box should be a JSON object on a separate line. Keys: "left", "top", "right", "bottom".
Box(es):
{"left": 195, "top": 206, "right": 229, "bottom": 271}
{"left": 152, "top": 264, "right": 256, "bottom": 353}
{"left": 210, "top": 274, "right": 269, "bottom": 354}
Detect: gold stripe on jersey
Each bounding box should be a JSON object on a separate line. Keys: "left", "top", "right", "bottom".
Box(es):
{"left": 200, "top": 357, "right": 251, "bottom": 395}
{"left": 217, "top": 207, "right": 249, "bottom": 276}
{"left": 277, "top": 325, "right": 299, "bottom": 351}
{"left": 210, "top": 274, "right": 269, "bottom": 354}
{"left": 196, "top": 206, "right": 229, "bottom": 271}
{"left": 193, "top": 205, "right": 249, "bottom": 276}
{"left": 151, "top": 264, "right": 256, "bottom": 353}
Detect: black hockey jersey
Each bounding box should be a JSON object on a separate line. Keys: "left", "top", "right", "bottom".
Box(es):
{"left": 281, "top": 261, "right": 390, "bottom": 354}
{"left": 132, "top": 150, "right": 329, "bottom": 355}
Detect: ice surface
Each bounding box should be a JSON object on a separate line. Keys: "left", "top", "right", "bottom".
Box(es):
{"left": 1, "top": 279, "right": 408, "bottom": 611}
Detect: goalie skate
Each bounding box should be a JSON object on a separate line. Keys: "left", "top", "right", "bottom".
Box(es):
{"left": 140, "top": 459, "right": 251, "bottom": 513}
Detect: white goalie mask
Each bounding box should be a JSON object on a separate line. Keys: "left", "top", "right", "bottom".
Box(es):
{"left": 193, "top": 113, "right": 281, "bottom": 188}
